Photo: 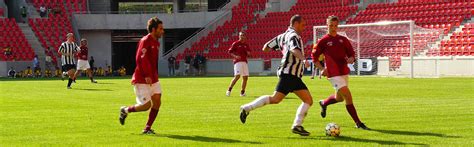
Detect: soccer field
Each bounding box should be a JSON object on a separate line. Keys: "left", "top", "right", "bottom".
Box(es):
{"left": 1, "top": 76, "right": 473, "bottom": 146}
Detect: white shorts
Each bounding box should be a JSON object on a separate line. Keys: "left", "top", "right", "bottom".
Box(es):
{"left": 134, "top": 82, "right": 162, "bottom": 105}
{"left": 185, "top": 63, "right": 190, "bottom": 70}
{"left": 76, "top": 59, "right": 91, "bottom": 71}
{"left": 328, "top": 75, "right": 349, "bottom": 91}
{"left": 234, "top": 62, "right": 249, "bottom": 76}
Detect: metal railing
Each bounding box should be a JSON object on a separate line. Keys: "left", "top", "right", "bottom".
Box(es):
{"left": 162, "top": 9, "right": 232, "bottom": 59}
{"left": 160, "top": 0, "right": 240, "bottom": 59}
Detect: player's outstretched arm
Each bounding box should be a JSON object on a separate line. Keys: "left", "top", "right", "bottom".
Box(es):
{"left": 262, "top": 41, "right": 271, "bottom": 52}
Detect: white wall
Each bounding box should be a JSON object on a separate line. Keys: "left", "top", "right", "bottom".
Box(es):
{"left": 79, "top": 30, "right": 112, "bottom": 68}
{"left": 377, "top": 56, "right": 474, "bottom": 77}
{"left": 74, "top": 11, "right": 225, "bottom": 30}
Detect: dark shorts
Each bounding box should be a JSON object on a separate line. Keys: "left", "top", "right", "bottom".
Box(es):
{"left": 275, "top": 74, "right": 308, "bottom": 95}
{"left": 62, "top": 64, "right": 76, "bottom": 72}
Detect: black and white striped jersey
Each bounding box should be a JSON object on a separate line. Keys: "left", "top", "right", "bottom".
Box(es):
{"left": 58, "top": 42, "right": 81, "bottom": 65}
{"left": 266, "top": 27, "right": 305, "bottom": 78}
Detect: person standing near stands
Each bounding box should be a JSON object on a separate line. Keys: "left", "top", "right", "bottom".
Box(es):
{"left": 167, "top": 55, "right": 176, "bottom": 76}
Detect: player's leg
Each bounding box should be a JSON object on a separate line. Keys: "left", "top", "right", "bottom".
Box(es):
{"left": 240, "top": 91, "right": 286, "bottom": 123}
{"left": 319, "top": 76, "right": 345, "bottom": 117}
{"left": 86, "top": 68, "right": 97, "bottom": 83}
{"left": 143, "top": 82, "right": 162, "bottom": 134}
{"left": 290, "top": 77, "right": 313, "bottom": 136}
{"left": 227, "top": 75, "right": 240, "bottom": 96}
{"left": 338, "top": 76, "right": 369, "bottom": 130}
{"left": 241, "top": 76, "right": 248, "bottom": 96}
{"left": 240, "top": 63, "right": 249, "bottom": 96}
{"left": 119, "top": 84, "right": 153, "bottom": 125}
{"left": 66, "top": 66, "right": 76, "bottom": 88}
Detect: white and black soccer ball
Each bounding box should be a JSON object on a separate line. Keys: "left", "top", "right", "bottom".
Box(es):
{"left": 325, "top": 123, "right": 341, "bottom": 137}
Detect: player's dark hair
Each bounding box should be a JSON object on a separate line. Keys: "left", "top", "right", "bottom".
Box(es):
{"left": 290, "top": 14, "right": 303, "bottom": 26}
{"left": 327, "top": 15, "right": 339, "bottom": 24}
{"left": 147, "top": 17, "right": 163, "bottom": 33}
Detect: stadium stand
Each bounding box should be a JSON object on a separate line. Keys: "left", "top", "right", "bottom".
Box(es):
{"left": 29, "top": 0, "right": 77, "bottom": 64}
{"left": 344, "top": 0, "right": 474, "bottom": 68}
{"left": 427, "top": 22, "right": 474, "bottom": 56}
{"left": 176, "top": 0, "right": 359, "bottom": 61}
{"left": 0, "top": 18, "right": 36, "bottom": 61}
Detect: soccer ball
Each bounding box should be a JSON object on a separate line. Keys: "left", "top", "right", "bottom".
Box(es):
{"left": 325, "top": 123, "right": 341, "bottom": 137}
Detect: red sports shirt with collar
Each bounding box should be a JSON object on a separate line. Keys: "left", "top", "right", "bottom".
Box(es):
{"left": 132, "top": 34, "right": 160, "bottom": 84}
{"left": 312, "top": 34, "right": 355, "bottom": 78}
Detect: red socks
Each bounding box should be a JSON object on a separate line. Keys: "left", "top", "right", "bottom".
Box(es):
{"left": 144, "top": 108, "right": 159, "bottom": 130}
{"left": 323, "top": 94, "right": 338, "bottom": 106}
{"left": 127, "top": 106, "right": 136, "bottom": 113}
{"left": 346, "top": 104, "right": 362, "bottom": 124}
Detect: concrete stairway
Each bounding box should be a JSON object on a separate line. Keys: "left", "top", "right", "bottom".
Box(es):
{"left": 18, "top": 23, "right": 47, "bottom": 69}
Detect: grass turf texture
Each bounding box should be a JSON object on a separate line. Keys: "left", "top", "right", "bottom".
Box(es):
{"left": 1, "top": 76, "right": 473, "bottom": 146}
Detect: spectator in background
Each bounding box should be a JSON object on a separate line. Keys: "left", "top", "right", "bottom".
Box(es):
{"left": 3, "top": 46, "right": 12, "bottom": 59}
{"left": 119, "top": 66, "right": 126, "bottom": 76}
{"left": 35, "top": 67, "right": 42, "bottom": 78}
{"left": 89, "top": 56, "right": 95, "bottom": 72}
{"left": 168, "top": 55, "right": 176, "bottom": 76}
{"left": 21, "top": 6, "right": 27, "bottom": 23}
{"left": 33, "top": 55, "right": 40, "bottom": 71}
{"left": 174, "top": 60, "right": 180, "bottom": 76}
{"left": 40, "top": 5, "right": 47, "bottom": 17}
{"left": 44, "top": 68, "right": 52, "bottom": 77}
{"left": 199, "top": 54, "right": 207, "bottom": 75}
{"left": 184, "top": 54, "right": 192, "bottom": 76}
{"left": 8, "top": 67, "right": 16, "bottom": 78}
{"left": 54, "top": 67, "right": 62, "bottom": 77}
{"left": 25, "top": 66, "right": 33, "bottom": 77}
{"left": 107, "top": 65, "right": 112, "bottom": 76}
{"left": 45, "top": 53, "right": 52, "bottom": 71}
{"left": 97, "top": 67, "right": 105, "bottom": 76}
{"left": 193, "top": 53, "right": 200, "bottom": 76}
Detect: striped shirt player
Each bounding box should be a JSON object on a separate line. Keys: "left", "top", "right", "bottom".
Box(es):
{"left": 267, "top": 28, "right": 305, "bottom": 78}
{"left": 59, "top": 41, "right": 80, "bottom": 71}
{"left": 58, "top": 33, "right": 81, "bottom": 89}
{"left": 239, "top": 15, "right": 314, "bottom": 136}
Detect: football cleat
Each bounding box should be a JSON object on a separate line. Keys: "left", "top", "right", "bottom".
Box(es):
{"left": 292, "top": 126, "right": 310, "bottom": 136}
{"left": 239, "top": 108, "right": 249, "bottom": 124}
{"left": 356, "top": 123, "right": 370, "bottom": 130}
{"left": 226, "top": 91, "right": 231, "bottom": 97}
{"left": 142, "top": 129, "right": 156, "bottom": 134}
{"left": 119, "top": 106, "right": 128, "bottom": 125}
{"left": 319, "top": 100, "right": 327, "bottom": 118}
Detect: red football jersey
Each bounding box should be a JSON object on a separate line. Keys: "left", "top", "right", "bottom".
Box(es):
{"left": 228, "top": 41, "right": 250, "bottom": 64}
{"left": 312, "top": 34, "right": 355, "bottom": 78}
{"left": 77, "top": 46, "right": 88, "bottom": 60}
{"left": 132, "top": 34, "right": 160, "bottom": 84}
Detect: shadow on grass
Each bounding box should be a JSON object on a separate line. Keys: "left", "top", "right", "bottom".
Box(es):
{"left": 151, "top": 134, "right": 262, "bottom": 144}
{"left": 94, "top": 82, "right": 115, "bottom": 85}
{"left": 320, "top": 136, "right": 428, "bottom": 146}
{"left": 263, "top": 135, "right": 426, "bottom": 145}
{"left": 73, "top": 88, "right": 113, "bottom": 91}
{"left": 370, "top": 129, "right": 461, "bottom": 138}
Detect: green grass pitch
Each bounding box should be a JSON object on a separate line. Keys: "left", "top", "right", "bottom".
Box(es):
{"left": 1, "top": 76, "right": 473, "bottom": 146}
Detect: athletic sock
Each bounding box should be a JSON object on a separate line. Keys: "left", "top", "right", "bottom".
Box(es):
{"left": 292, "top": 103, "right": 311, "bottom": 127}
{"left": 323, "top": 94, "right": 338, "bottom": 106}
{"left": 240, "top": 90, "right": 245, "bottom": 94}
{"left": 228, "top": 87, "right": 232, "bottom": 92}
{"left": 346, "top": 104, "right": 362, "bottom": 124}
{"left": 67, "top": 78, "right": 72, "bottom": 87}
{"left": 127, "top": 106, "right": 136, "bottom": 113}
{"left": 90, "top": 77, "right": 94, "bottom": 82}
{"left": 241, "top": 95, "right": 270, "bottom": 112}
{"left": 144, "top": 108, "right": 159, "bottom": 130}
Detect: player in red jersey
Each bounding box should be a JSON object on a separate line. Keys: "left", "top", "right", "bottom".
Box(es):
{"left": 73, "top": 38, "right": 97, "bottom": 83}
{"left": 226, "top": 32, "right": 251, "bottom": 97}
{"left": 119, "top": 17, "right": 165, "bottom": 134}
{"left": 312, "top": 16, "right": 370, "bottom": 130}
